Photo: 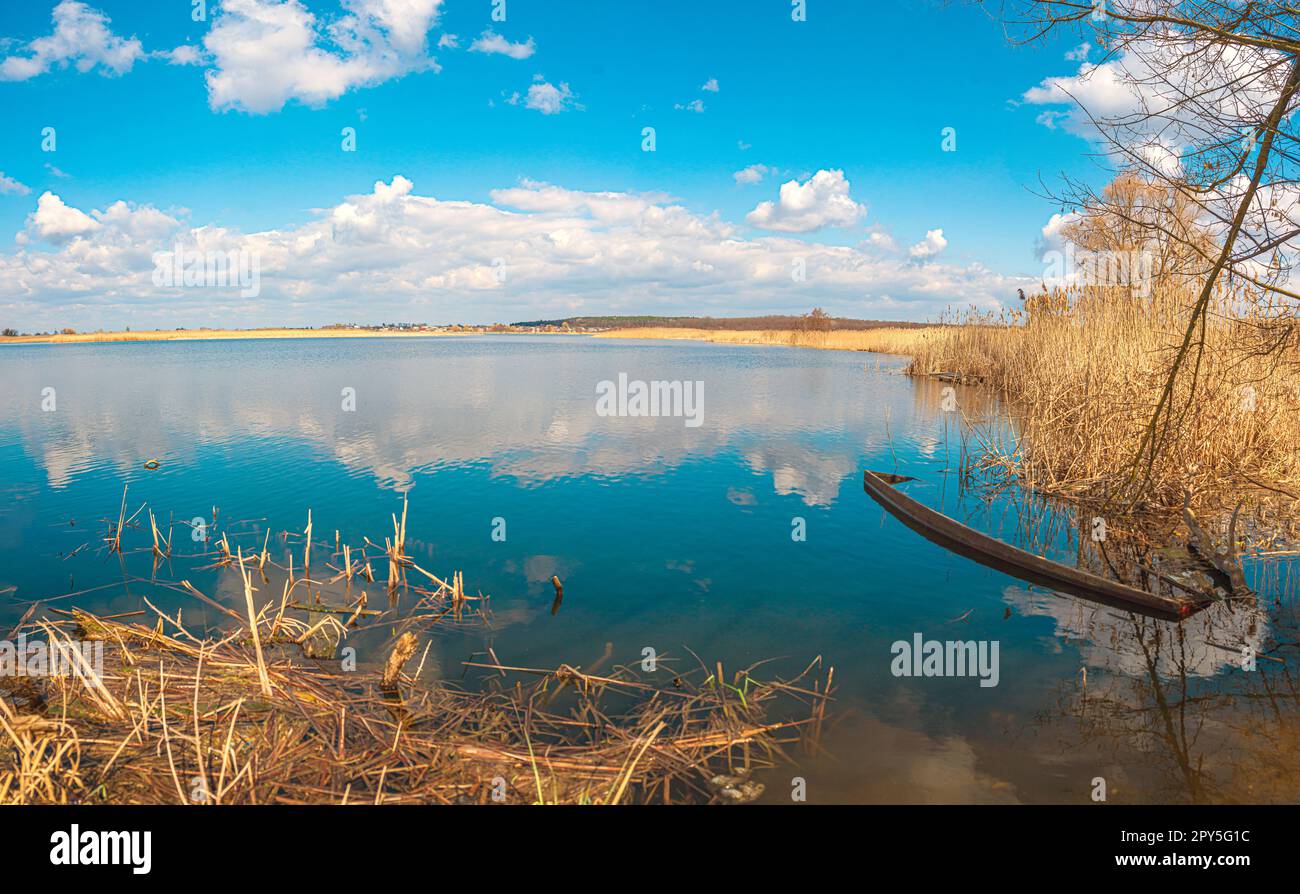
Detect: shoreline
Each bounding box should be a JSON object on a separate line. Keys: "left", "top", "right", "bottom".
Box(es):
{"left": 0, "top": 325, "right": 930, "bottom": 353}
{"left": 0, "top": 328, "right": 591, "bottom": 346}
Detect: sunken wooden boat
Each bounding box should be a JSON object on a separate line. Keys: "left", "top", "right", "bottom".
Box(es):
{"left": 863, "top": 470, "right": 1209, "bottom": 621}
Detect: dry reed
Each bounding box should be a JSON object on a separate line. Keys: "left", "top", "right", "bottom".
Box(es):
{"left": 901, "top": 283, "right": 1300, "bottom": 520}
{"left": 1, "top": 498, "right": 830, "bottom": 805}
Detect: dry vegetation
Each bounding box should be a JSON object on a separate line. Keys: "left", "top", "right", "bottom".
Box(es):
{"left": 595, "top": 326, "right": 939, "bottom": 354}
{"left": 0, "top": 495, "right": 830, "bottom": 805}
{"left": 903, "top": 283, "right": 1300, "bottom": 517}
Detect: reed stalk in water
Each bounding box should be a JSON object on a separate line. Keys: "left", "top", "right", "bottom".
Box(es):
{"left": 2, "top": 496, "right": 829, "bottom": 805}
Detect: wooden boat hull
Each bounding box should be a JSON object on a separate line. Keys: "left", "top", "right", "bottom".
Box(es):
{"left": 863, "top": 471, "right": 1205, "bottom": 621}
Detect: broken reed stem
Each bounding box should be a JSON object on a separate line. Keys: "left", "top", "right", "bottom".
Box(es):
{"left": 113, "top": 484, "right": 128, "bottom": 553}
{"left": 381, "top": 632, "right": 419, "bottom": 691}
{"left": 236, "top": 547, "right": 273, "bottom": 698}
{"left": 303, "top": 510, "right": 312, "bottom": 577}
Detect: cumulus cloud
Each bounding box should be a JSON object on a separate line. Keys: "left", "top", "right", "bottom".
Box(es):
{"left": 0, "top": 0, "right": 144, "bottom": 81}
{"left": 1064, "top": 42, "right": 1091, "bottom": 62}
{"left": 909, "top": 229, "right": 947, "bottom": 260}
{"left": 701, "top": 77, "right": 719, "bottom": 92}
{"left": 733, "top": 164, "right": 771, "bottom": 185}
{"left": 524, "top": 77, "right": 577, "bottom": 114}
{"left": 0, "top": 177, "right": 1027, "bottom": 327}
{"left": 202, "top": 0, "right": 444, "bottom": 114}
{"left": 0, "top": 173, "right": 31, "bottom": 196}
{"left": 24, "top": 191, "right": 101, "bottom": 241}
{"left": 1037, "top": 211, "right": 1079, "bottom": 256}
{"left": 675, "top": 98, "right": 705, "bottom": 113}
{"left": 1022, "top": 57, "right": 1149, "bottom": 139}
{"left": 745, "top": 169, "right": 865, "bottom": 233}
{"left": 469, "top": 29, "right": 535, "bottom": 59}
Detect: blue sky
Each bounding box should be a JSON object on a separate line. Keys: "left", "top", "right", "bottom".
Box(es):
{"left": 0, "top": 0, "right": 1107, "bottom": 328}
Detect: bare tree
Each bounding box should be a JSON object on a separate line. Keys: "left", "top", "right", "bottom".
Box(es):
{"left": 1005, "top": 1, "right": 1300, "bottom": 501}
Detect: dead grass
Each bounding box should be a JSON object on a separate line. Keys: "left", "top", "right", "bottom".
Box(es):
{"left": 903, "top": 284, "right": 1300, "bottom": 518}
{"left": 595, "top": 326, "right": 937, "bottom": 354}
{"left": 0, "top": 495, "right": 830, "bottom": 805}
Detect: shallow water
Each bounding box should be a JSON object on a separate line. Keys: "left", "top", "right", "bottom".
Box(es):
{"left": 1, "top": 335, "right": 1296, "bottom": 803}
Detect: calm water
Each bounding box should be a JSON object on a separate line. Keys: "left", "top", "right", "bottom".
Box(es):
{"left": 1, "top": 336, "right": 1295, "bottom": 803}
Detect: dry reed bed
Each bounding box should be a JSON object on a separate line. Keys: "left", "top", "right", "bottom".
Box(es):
{"left": 594, "top": 326, "right": 938, "bottom": 355}
{"left": 901, "top": 285, "right": 1300, "bottom": 523}
{"left": 1, "top": 495, "right": 830, "bottom": 805}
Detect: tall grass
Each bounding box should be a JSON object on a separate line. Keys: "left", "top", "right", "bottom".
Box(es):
{"left": 595, "top": 326, "right": 940, "bottom": 354}
{"left": 906, "top": 283, "right": 1300, "bottom": 518}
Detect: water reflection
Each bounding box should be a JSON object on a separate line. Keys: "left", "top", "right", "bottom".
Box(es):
{"left": 0, "top": 337, "right": 910, "bottom": 505}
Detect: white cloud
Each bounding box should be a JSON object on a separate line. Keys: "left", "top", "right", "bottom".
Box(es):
{"left": 0, "top": 173, "right": 31, "bottom": 196}
{"left": 908, "top": 228, "right": 948, "bottom": 260}
{"left": 866, "top": 231, "right": 899, "bottom": 253}
{"left": 437, "top": 33, "right": 458, "bottom": 49}
{"left": 0, "top": 177, "right": 1027, "bottom": 327}
{"left": 1064, "top": 42, "right": 1091, "bottom": 62}
{"left": 745, "top": 169, "right": 865, "bottom": 233}
{"left": 1136, "top": 139, "right": 1183, "bottom": 179}
{"left": 701, "top": 77, "right": 719, "bottom": 92}
{"left": 1023, "top": 39, "right": 1292, "bottom": 150}
{"left": 733, "top": 164, "right": 770, "bottom": 185}
{"left": 164, "top": 44, "right": 204, "bottom": 66}
{"left": 24, "top": 191, "right": 102, "bottom": 242}
{"left": 675, "top": 98, "right": 705, "bottom": 113}
{"left": 1022, "top": 58, "right": 1148, "bottom": 138}
{"left": 202, "top": 0, "right": 443, "bottom": 114}
{"left": 469, "top": 29, "right": 535, "bottom": 59}
{"left": 1037, "top": 211, "right": 1079, "bottom": 256}
{"left": 0, "top": 0, "right": 144, "bottom": 81}
{"left": 525, "top": 77, "right": 576, "bottom": 114}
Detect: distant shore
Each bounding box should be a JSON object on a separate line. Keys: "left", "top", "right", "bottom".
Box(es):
{"left": 0, "top": 327, "right": 583, "bottom": 346}
{"left": 2, "top": 324, "right": 932, "bottom": 351}
{"left": 593, "top": 326, "right": 932, "bottom": 355}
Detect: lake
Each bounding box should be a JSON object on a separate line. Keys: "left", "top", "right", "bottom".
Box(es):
{"left": 1, "top": 335, "right": 1295, "bottom": 803}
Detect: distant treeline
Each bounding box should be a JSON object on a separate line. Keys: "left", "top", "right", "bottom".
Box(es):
{"left": 510, "top": 315, "right": 932, "bottom": 331}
